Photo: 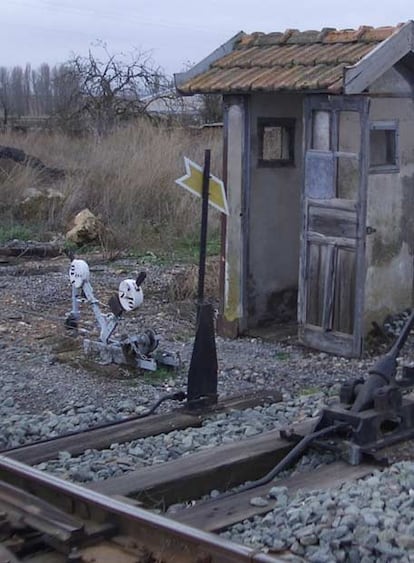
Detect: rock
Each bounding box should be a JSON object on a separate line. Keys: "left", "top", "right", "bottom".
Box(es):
{"left": 299, "top": 533, "right": 317, "bottom": 546}
{"left": 244, "top": 426, "right": 259, "bottom": 437}
{"left": 58, "top": 451, "right": 72, "bottom": 461}
{"left": 249, "top": 496, "right": 269, "bottom": 507}
{"left": 270, "top": 539, "right": 285, "bottom": 551}
{"left": 295, "top": 524, "right": 315, "bottom": 539}
{"left": 362, "top": 511, "right": 379, "bottom": 527}
{"left": 268, "top": 486, "right": 288, "bottom": 499}
{"left": 395, "top": 534, "right": 414, "bottom": 549}
{"left": 290, "top": 541, "right": 305, "bottom": 556}
{"left": 70, "top": 467, "right": 93, "bottom": 482}
{"left": 20, "top": 187, "right": 65, "bottom": 220}
{"left": 134, "top": 406, "right": 149, "bottom": 415}
{"left": 66, "top": 209, "right": 103, "bottom": 246}
{"left": 2, "top": 397, "right": 14, "bottom": 408}
{"left": 181, "top": 436, "right": 193, "bottom": 450}
{"left": 118, "top": 399, "right": 136, "bottom": 411}
{"left": 128, "top": 446, "right": 145, "bottom": 458}
{"left": 309, "top": 548, "right": 335, "bottom": 562}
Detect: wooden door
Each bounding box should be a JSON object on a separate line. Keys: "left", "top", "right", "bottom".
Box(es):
{"left": 298, "top": 96, "right": 369, "bottom": 357}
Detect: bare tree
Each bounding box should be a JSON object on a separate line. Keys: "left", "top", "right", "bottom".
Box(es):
{"left": 10, "top": 66, "right": 25, "bottom": 117}
{"left": 23, "top": 64, "right": 32, "bottom": 115}
{"left": 60, "top": 43, "right": 170, "bottom": 135}
{"left": 199, "top": 93, "right": 223, "bottom": 124}
{"left": 32, "top": 63, "right": 53, "bottom": 115}
{"left": 0, "top": 67, "right": 10, "bottom": 126}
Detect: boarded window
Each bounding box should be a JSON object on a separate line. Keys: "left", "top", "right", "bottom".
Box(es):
{"left": 369, "top": 121, "right": 399, "bottom": 173}
{"left": 258, "top": 118, "right": 295, "bottom": 167}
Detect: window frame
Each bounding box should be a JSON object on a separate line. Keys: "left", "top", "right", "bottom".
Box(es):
{"left": 369, "top": 120, "right": 400, "bottom": 174}
{"left": 257, "top": 117, "right": 296, "bottom": 168}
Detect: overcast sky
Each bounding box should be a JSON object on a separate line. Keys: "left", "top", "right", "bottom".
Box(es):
{"left": 2, "top": 0, "right": 414, "bottom": 76}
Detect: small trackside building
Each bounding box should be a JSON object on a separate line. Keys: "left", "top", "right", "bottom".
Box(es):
{"left": 175, "top": 23, "right": 414, "bottom": 357}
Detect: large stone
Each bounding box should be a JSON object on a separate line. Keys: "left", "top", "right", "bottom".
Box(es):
{"left": 66, "top": 209, "right": 102, "bottom": 245}
{"left": 20, "top": 187, "right": 65, "bottom": 220}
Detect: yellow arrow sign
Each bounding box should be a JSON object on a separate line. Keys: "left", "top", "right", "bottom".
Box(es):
{"left": 175, "top": 157, "right": 229, "bottom": 215}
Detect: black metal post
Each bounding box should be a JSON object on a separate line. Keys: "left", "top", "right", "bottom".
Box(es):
{"left": 197, "top": 149, "right": 211, "bottom": 306}
{"left": 186, "top": 148, "right": 218, "bottom": 410}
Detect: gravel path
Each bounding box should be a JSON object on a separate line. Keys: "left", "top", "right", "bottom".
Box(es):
{"left": 1, "top": 253, "right": 414, "bottom": 562}
{"left": 0, "top": 254, "right": 389, "bottom": 413}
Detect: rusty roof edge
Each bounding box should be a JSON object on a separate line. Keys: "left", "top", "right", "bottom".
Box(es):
{"left": 174, "top": 31, "right": 245, "bottom": 95}
{"left": 343, "top": 20, "right": 414, "bottom": 94}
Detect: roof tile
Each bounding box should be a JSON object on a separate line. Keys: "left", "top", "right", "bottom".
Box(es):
{"left": 177, "top": 24, "right": 401, "bottom": 94}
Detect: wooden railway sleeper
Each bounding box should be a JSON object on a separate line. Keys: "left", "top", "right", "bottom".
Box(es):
{"left": 217, "top": 422, "right": 350, "bottom": 499}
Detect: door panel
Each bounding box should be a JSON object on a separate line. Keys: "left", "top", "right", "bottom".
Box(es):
{"left": 308, "top": 204, "right": 357, "bottom": 239}
{"left": 305, "top": 152, "right": 335, "bottom": 198}
{"left": 298, "top": 96, "right": 368, "bottom": 357}
{"left": 333, "top": 246, "right": 356, "bottom": 334}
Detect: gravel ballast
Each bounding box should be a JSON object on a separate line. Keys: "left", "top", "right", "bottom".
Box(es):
{"left": 222, "top": 463, "right": 414, "bottom": 562}
{"left": 1, "top": 254, "right": 414, "bottom": 562}
{"left": 34, "top": 391, "right": 331, "bottom": 481}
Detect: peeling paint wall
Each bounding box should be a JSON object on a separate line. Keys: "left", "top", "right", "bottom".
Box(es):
{"left": 364, "top": 69, "right": 414, "bottom": 331}
{"left": 247, "top": 93, "right": 303, "bottom": 326}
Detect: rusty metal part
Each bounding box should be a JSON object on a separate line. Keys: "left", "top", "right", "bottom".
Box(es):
{"left": 0, "top": 454, "right": 281, "bottom": 562}
{"left": 312, "top": 310, "right": 414, "bottom": 464}
{"left": 215, "top": 422, "right": 348, "bottom": 498}
{"left": 351, "top": 310, "right": 414, "bottom": 412}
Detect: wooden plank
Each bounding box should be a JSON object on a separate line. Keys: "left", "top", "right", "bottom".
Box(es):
{"left": 308, "top": 206, "right": 357, "bottom": 239}
{"left": 300, "top": 326, "right": 354, "bottom": 357}
{"left": 90, "top": 421, "right": 316, "bottom": 503}
{"left": 307, "top": 198, "right": 357, "bottom": 211}
{"left": 172, "top": 461, "right": 374, "bottom": 532}
{"left": 344, "top": 22, "right": 413, "bottom": 94}
{"left": 5, "top": 411, "right": 201, "bottom": 466}
{"left": 322, "top": 244, "right": 336, "bottom": 331}
{"left": 352, "top": 100, "right": 370, "bottom": 357}
{"left": 307, "top": 232, "right": 356, "bottom": 248}
{"left": 4, "top": 390, "right": 282, "bottom": 466}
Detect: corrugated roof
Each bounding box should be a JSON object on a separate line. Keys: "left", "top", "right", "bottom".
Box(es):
{"left": 177, "top": 25, "right": 401, "bottom": 94}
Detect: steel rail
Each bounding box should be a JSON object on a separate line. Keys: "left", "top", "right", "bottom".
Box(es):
{"left": 0, "top": 454, "right": 281, "bottom": 563}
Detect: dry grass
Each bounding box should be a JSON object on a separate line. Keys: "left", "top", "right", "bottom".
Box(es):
{"left": 168, "top": 256, "right": 220, "bottom": 301}
{"left": 0, "top": 121, "right": 223, "bottom": 252}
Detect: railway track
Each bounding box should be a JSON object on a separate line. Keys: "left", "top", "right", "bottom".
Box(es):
{"left": 0, "top": 389, "right": 381, "bottom": 562}
{"left": 0, "top": 454, "right": 280, "bottom": 562}
{"left": 2, "top": 389, "right": 282, "bottom": 465}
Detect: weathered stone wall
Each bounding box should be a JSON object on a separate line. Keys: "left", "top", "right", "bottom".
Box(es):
{"left": 364, "top": 67, "right": 414, "bottom": 331}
